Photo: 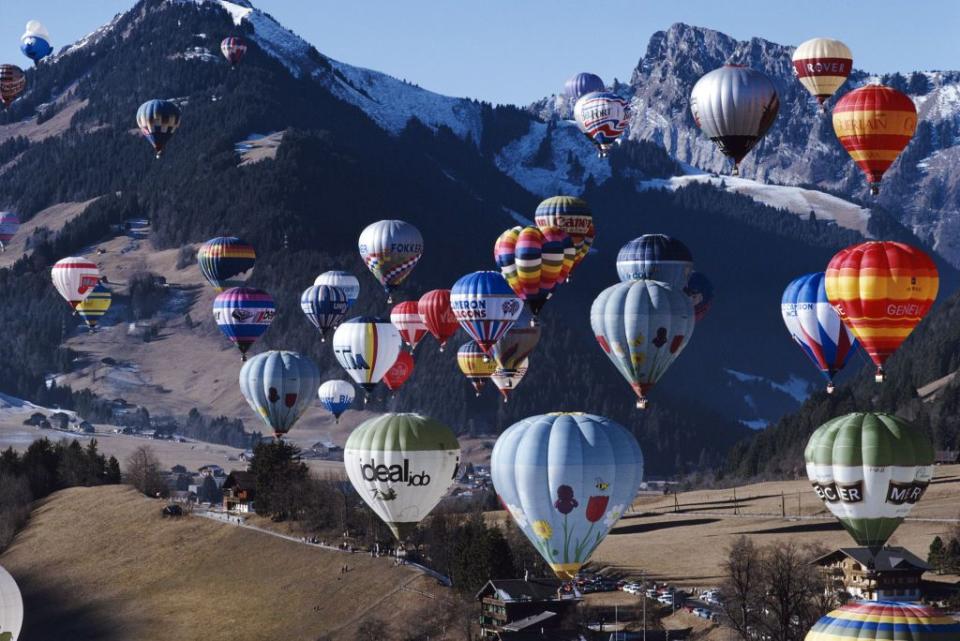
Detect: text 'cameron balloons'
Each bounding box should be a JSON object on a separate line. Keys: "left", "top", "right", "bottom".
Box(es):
{"left": 0, "top": 564, "right": 23, "bottom": 641}
{"left": 806, "top": 601, "right": 960, "bottom": 641}
{"left": 213, "top": 287, "right": 275, "bottom": 361}
{"left": 492, "top": 413, "right": 643, "bottom": 579}
{"left": 21, "top": 21, "right": 52, "bottom": 65}
{"left": 198, "top": 237, "right": 256, "bottom": 291}
{"left": 684, "top": 272, "right": 714, "bottom": 323}
{"left": 314, "top": 270, "right": 360, "bottom": 308}
{"left": 805, "top": 412, "right": 934, "bottom": 552}
{"left": 564, "top": 72, "right": 605, "bottom": 101}
{"left": 792, "top": 38, "right": 852, "bottom": 108}
{"left": 781, "top": 272, "right": 857, "bottom": 392}
{"left": 345, "top": 413, "right": 460, "bottom": 540}
{"left": 384, "top": 350, "right": 414, "bottom": 392}
{"left": 301, "top": 284, "right": 349, "bottom": 341}
{"left": 136, "top": 99, "right": 181, "bottom": 158}
{"left": 239, "top": 350, "right": 320, "bottom": 438}
{"left": 358, "top": 219, "right": 423, "bottom": 302}
{"left": 318, "top": 380, "right": 355, "bottom": 423}
{"left": 0, "top": 212, "right": 20, "bottom": 250}
{"left": 573, "top": 91, "right": 630, "bottom": 157}
{"left": 690, "top": 65, "right": 779, "bottom": 174}
{"left": 495, "top": 226, "right": 569, "bottom": 316}
{"left": 492, "top": 307, "right": 540, "bottom": 374}
{"left": 534, "top": 196, "right": 594, "bottom": 273}
{"left": 451, "top": 271, "right": 523, "bottom": 355}
{"left": 76, "top": 283, "right": 112, "bottom": 331}
{"left": 457, "top": 340, "right": 496, "bottom": 395}
{"left": 591, "top": 279, "right": 695, "bottom": 408}
{"left": 616, "top": 235, "right": 694, "bottom": 288}
{"left": 220, "top": 36, "right": 247, "bottom": 65}
{"left": 391, "top": 301, "right": 428, "bottom": 352}
{"left": 418, "top": 289, "right": 459, "bottom": 351}
{"left": 825, "top": 241, "right": 937, "bottom": 382}
{"left": 51, "top": 257, "right": 100, "bottom": 309}
{"left": 833, "top": 84, "right": 916, "bottom": 194}
{"left": 0, "top": 66, "right": 26, "bottom": 108}
{"left": 332, "top": 317, "right": 401, "bottom": 394}
{"left": 492, "top": 358, "right": 529, "bottom": 402}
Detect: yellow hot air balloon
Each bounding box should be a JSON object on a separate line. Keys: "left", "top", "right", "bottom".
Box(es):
{"left": 791, "top": 38, "right": 853, "bottom": 107}
{"left": 76, "top": 282, "right": 112, "bottom": 331}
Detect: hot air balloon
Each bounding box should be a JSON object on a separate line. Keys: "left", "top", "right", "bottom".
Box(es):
{"left": 781, "top": 272, "right": 858, "bottom": 392}
{"left": 684, "top": 272, "right": 714, "bottom": 323}
{"left": 136, "top": 99, "right": 181, "bottom": 158}
{"left": 20, "top": 21, "right": 52, "bottom": 65}
{"left": 491, "top": 358, "right": 529, "bottom": 403}
{"left": 806, "top": 601, "right": 960, "bottom": 641}
{"left": 491, "top": 413, "right": 643, "bottom": 579}
{"left": 591, "top": 279, "right": 695, "bottom": 408}
{"left": 792, "top": 38, "right": 853, "bottom": 109}
{"left": 198, "top": 237, "right": 256, "bottom": 291}
{"left": 221, "top": 36, "right": 247, "bottom": 66}
{"left": 318, "top": 380, "right": 355, "bottom": 423}
{"left": 357, "top": 220, "right": 423, "bottom": 303}
{"left": 492, "top": 307, "right": 540, "bottom": 374}
{"left": 51, "top": 257, "right": 100, "bottom": 309}
{"left": 76, "top": 282, "right": 112, "bottom": 331}
{"left": 690, "top": 65, "right": 780, "bottom": 175}
{"left": 805, "top": 412, "right": 934, "bottom": 553}
{"left": 314, "top": 270, "right": 360, "bottom": 308}
{"left": 0, "top": 564, "right": 23, "bottom": 641}
{"left": 332, "top": 317, "right": 402, "bottom": 395}
{"left": 213, "top": 287, "right": 275, "bottom": 361}
{"left": 0, "top": 66, "right": 26, "bottom": 108}
{"left": 301, "top": 284, "right": 349, "bottom": 341}
{"left": 825, "top": 241, "right": 937, "bottom": 382}
{"left": 457, "top": 340, "right": 496, "bottom": 396}
{"left": 494, "top": 225, "right": 569, "bottom": 316}
{"left": 345, "top": 413, "right": 460, "bottom": 539}
{"left": 384, "top": 350, "right": 414, "bottom": 392}
{"left": 573, "top": 91, "right": 630, "bottom": 157}
{"left": 616, "top": 235, "right": 694, "bottom": 288}
{"left": 451, "top": 271, "right": 523, "bottom": 356}
{"left": 563, "top": 72, "right": 605, "bottom": 101}
{"left": 418, "top": 289, "right": 459, "bottom": 351}
{"left": 534, "top": 196, "right": 594, "bottom": 274}
{"left": 833, "top": 84, "right": 916, "bottom": 195}
{"left": 390, "top": 301, "right": 428, "bottom": 352}
{"left": 239, "top": 350, "right": 320, "bottom": 438}
{"left": 0, "top": 212, "right": 20, "bottom": 251}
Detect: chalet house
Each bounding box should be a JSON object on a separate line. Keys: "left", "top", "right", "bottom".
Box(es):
{"left": 812, "top": 547, "right": 930, "bottom": 601}
{"left": 476, "top": 578, "right": 581, "bottom": 640}
{"left": 222, "top": 471, "right": 256, "bottom": 513}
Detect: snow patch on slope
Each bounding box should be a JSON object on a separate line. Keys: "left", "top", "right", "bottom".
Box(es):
{"left": 725, "top": 369, "right": 811, "bottom": 403}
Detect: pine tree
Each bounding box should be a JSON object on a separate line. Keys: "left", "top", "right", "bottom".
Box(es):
{"left": 929, "top": 536, "right": 946, "bottom": 574}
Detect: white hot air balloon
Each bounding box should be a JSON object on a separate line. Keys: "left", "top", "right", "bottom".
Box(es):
{"left": 332, "top": 317, "right": 402, "bottom": 397}
{"left": 318, "top": 379, "right": 356, "bottom": 423}
{"left": 51, "top": 256, "right": 100, "bottom": 308}
{"left": 0, "top": 564, "right": 23, "bottom": 641}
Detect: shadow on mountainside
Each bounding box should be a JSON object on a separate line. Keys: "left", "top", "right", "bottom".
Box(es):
{"left": 16, "top": 574, "right": 123, "bottom": 641}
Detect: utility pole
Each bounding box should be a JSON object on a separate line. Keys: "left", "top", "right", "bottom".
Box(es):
{"left": 781, "top": 491, "right": 785, "bottom": 518}
{"left": 733, "top": 487, "right": 738, "bottom": 515}
{"left": 642, "top": 570, "right": 647, "bottom": 641}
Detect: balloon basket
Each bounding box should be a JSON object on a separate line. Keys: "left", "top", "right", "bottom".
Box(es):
{"left": 731, "top": 164, "right": 740, "bottom": 177}
{"left": 870, "top": 184, "right": 880, "bottom": 196}
{"left": 874, "top": 370, "right": 885, "bottom": 383}
{"left": 636, "top": 398, "right": 648, "bottom": 410}
{"left": 826, "top": 383, "right": 835, "bottom": 394}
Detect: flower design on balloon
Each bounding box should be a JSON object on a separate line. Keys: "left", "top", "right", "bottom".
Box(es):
{"left": 652, "top": 327, "right": 668, "bottom": 348}
{"left": 603, "top": 504, "right": 625, "bottom": 528}
{"left": 554, "top": 485, "right": 579, "bottom": 514}
{"left": 669, "top": 335, "right": 685, "bottom": 354}
{"left": 585, "top": 495, "right": 610, "bottom": 523}
{"left": 532, "top": 519, "right": 553, "bottom": 540}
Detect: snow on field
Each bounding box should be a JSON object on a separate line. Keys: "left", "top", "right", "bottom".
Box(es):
{"left": 234, "top": 131, "right": 283, "bottom": 165}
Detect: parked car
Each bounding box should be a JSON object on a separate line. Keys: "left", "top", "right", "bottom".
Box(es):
{"left": 658, "top": 594, "right": 674, "bottom": 605}
{"left": 623, "top": 584, "right": 643, "bottom": 595}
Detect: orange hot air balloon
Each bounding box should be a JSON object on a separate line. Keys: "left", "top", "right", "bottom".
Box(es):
{"left": 384, "top": 350, "right": 414, "bottom": 392}
{"left": 832, "top": 84, "right": 917, "bottom": 195}
{"left": 825, "top": 241, "right": 938, "bottom": 382}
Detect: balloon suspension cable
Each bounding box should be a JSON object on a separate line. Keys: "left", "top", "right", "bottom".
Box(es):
{"left": 826, "top": 382, "right": 835, "bottom": 394}
{"left": 636, "top": 397, "right": 648, "bottom": 410}
{"left": 875, "top": 367, "right": 885, "bottom": 383}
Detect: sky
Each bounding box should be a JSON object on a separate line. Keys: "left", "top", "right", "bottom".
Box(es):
{"left": 2, "top": 0, "right": 958, "bottom": 105}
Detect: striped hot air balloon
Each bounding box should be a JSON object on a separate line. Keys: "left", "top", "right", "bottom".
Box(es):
{"left": 418, "top": 289, "right": 459, "bottom": 351}
{"left": 563, "top": 72, "right": 605, "bottom": 101}
{"left": 573, "top": 91, "right": 630, "bottom": 157}
{"left": 833, "top": 85, "right": 917, "bottom": 194}
{"left": 0, "top": 212, "right": 20, "bottom": 250}
{"left": 806, "top": 601, "right": 960, "bottom": 641}
{"left": 136, "top": 99, "right": 181, "bottom": 158}
{"left": 457, "top": 340, "right": 496, "bottom": 396}
{"left": 301, "top": 284, "right": 349, "bottom": 340}
{"left": 825, "top": 241, "right": 937, "bottom": 382}
{"left": 494, "top": 225, "right": 569, "bottom": 317}
{"left": 450, "top": 271, "right": 523, "bottom": 356}
{"left": 197, "top": 237, "right": 256, "bottom": 291}
{"left": 314, "top": 270, "right": 360, "bottom": 308}
{"left": 390, "top": 301, "right": 428, "bottom": 351}
{"left": 76, "top": 282, "right": 112, "bottom": 331}
{"left": 358, "top": 219, "right": 423, "bottom": 303}
{"left": 491, "top": 358, "right": 529, "bottom": 403}
{"left": 51, "top": 257, "right": 100, "bottom": 309}
{"left": 220, "top": 36, "right": 247, "bottom": 66}
{"left": 332, "top": 317, "right": 401, "bottom": 395}
{"left": 534, "top": 196, "right": 594, "bottom": 273}
{"left": 0, "top": 65, "right": 26, "bottom": 108}
{"left": 616, "top": 235, "right": 694, "bottom": 288}
{"left": 213, "top": 287, "right": 275, "bottom": 361}
{"left": 792, "top": 38, "right": 853, "bottom": 108}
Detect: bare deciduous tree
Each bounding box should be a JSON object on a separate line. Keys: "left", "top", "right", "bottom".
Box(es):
{"left": 125, "top": 445, "right": 166, "bottom": 497}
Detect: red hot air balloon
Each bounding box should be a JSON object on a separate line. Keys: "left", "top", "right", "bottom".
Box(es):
{"left": 390, "top": 301, "right": 428, "bottom": 352}
{"left": 383, "top": 350, "right": 414, "bottom": 392}
{"left": 833, "top": 84, "right": 917, "bottom": 195}
{"left": 418, "top": 289, "right": 459, "bottom": 351}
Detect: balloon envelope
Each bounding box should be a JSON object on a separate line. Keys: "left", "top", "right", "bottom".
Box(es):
{"left": 345, "top": 413, "right": 460, "bottom": 539}
{"left": 20, "top": 22, "right": 52, "bottom": 64}
{"left": 301, "top": 284, "right": 349, "bottom": 340}
{"left": 384, "top": 350, "right": 414, "bottom": 392}
{"left": 0, "top": 65, "right": 26, "bottom": 107}
{"left": 239, "top": 350, "right": 320, "bottom": 437}
{"left": 418, "top": 289, "right": 459, "bottom": 349}
{"left": 494, "top": 226, "right": 568, "bottom": 315}
{"left": 684, "top": 271, "right": 714, "bottom": 323}
{"left": 491, "top": 413, "right": 643, "bottom": 579}
{"left": 332, "top": 317, "right": 402, "bottom": 393}
{"left": 491, "top": 358, "right": 529, "bottom": 401}
{"left": 51, "top": 256, "right": 100, "bottom": 308}
{"left": 534, "top": 196, "right": 594, "bottom": 271}
{"left": 136, "top": 99, "right": 181, "bottom": 157}
{"left": 492, "top": 307, "right": 540, "bottom": 373}
{"left": 213, "top": 287, "right": 275, "bottom": 360}
{"left": 0, "top": 212, "right": 20, "bottom": 247}
{"left": 792, "top": 38, "right": 852, "bottom": 106}
{"left": 457, "top": 340, "right": 496, "bottom": 395}
{"left": 805, "top": 601, "right": 960, "bottom": 641}
{"left": 451, "top": 271, "right": 523, "bottom": 355}
{"left": 197, "top": 237, "right": 256, "bottom": 291}
{"left": 358, "top": 220, "right": 423, "bottom": 298}
{"left": 318, "top": 380, "right": 355, "bottom": 422}
{"left": 76, "top": 282, "right": 113, "bottom": 330}
{"left": 616, "top": 235, "right": 694, "bottom": 287}
{"left": 564, "top": 72, "right": 605, "bottom": 100}
{"left": 221, "top": 36, "right": 247, "bottom": 65}
{"left": 314, "top": 270, "right": 360, "bottom": 307}
{"left": 0, "top": 564, "right": 23, "bottom": 641}
{"left": 391, "top": 301, "right": 428, "bottom": 351}
{"left": 573, "top": 91, "right": 630, "bottom": 156}
{"left": 805, "top": 412, "right": 934, "bottom": 551}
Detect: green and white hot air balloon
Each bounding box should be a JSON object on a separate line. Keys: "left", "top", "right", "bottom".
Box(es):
{"left": 805, "top": 412, "right": 934, "bottom": 554}
{"left": 345, "top": 413, "right": 460, "bottom": 540}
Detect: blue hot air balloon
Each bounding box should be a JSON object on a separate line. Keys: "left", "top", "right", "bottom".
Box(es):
{"left": 450, "top": 271, "right": 523, "bottom": 356}
{"left": 781, "top": 272, "right": 858, "bottom": 393}
{"left": 136, "top": 99, "right": 182, "bottom": 158}
{"left": 492, "top": 413, "right": 643, "bottom": 579}
{"left": 317, "top": 380, "right": 355, "bottom": 423}
{"left": 616, "top": 235, "right": 694, "bottom": 288}
{"left": 563, "top": 72, "right": 605, "bottom": 101}
{"left": 314, "top": 270, "right": 361, "bottom": 308}
{"left": 213, "top": 287, "right": 275, "bottom": 361}
{"left": 238, "top": 350, "right": 320, "bottom": 438}
{"left": 20, "top": 21, "right": 52, "bottom": 65}
{"left": 301, "top": 284, "right": 349, "bottom": 341}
